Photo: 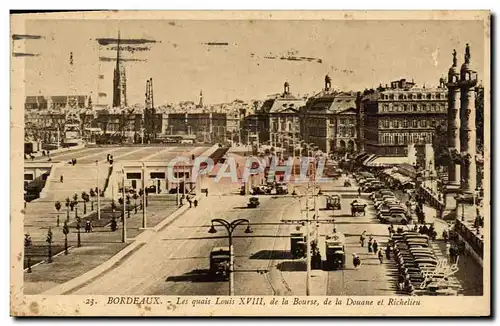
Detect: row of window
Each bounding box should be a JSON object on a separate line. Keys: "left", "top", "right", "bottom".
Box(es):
{"left": 380, "top": 103, "right": 446, "bottom": 113}
{"left": 379, "top": 118, "right": 444, "bottom": 129}
{"left": 379, "top": 132, "right": 433, "bottom": 145}
{"left": 337, "top": 118, "right": 356, "bottom": 125}
{"left": 335, "top": 126, "right": 356, "bottom": 138}
{"left": 380, "top": 92, "right": 446, "bottom": 101}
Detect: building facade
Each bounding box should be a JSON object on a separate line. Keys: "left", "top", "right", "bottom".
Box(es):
{"left": 301, "top": 75, "right": 359, "bottom": 154}
{"left": 360, "top": 78, "right": 448, "bottom": 156}
{"left": 267, "top": 83, "right": 305, "bottom": 152}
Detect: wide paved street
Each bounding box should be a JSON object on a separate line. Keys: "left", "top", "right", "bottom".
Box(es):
{"left": 71, "top": 177, "right": 398, "bottom": 296}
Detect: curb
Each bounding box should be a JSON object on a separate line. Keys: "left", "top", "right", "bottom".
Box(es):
{"left": 42, "top": 201, "right": 194, "bottom": 295}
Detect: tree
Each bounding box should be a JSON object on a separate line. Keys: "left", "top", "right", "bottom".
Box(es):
{"left": 65, "top": 197, "right": 71, "bottom": 220}
{"left": 89, "top": 188, "right": 96, "bottom": 210}
{"left": 433, "top": 122, "right": 450, "bottom": 168}
{"left": 133, "top": 193, "right": 139, "bottom": 214}
{"left": 54, "top": 201, "right": 61, "bottom": 227}
{"left": 81, "top": 192, "right": 89, "bottom": 214}
{"left": 46, "top": 227, "right": 53, "bottom": 263}
{"left": 62, "top": 220, "right": 69, "bottom": 255}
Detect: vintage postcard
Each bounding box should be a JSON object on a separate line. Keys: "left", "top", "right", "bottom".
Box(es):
{"left": 10, "top": 10, "right": 490, "bottom": 316}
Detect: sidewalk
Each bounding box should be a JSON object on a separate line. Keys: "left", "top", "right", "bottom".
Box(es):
{"left": 24, "top": 195, "right": 191, "bottom": 294}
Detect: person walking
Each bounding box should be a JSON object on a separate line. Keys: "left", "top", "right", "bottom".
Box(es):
{"left": 358, "top": 187, "right": 361, "bottom": 197}
{"left": 385, "top": 245, "right": 391, "bottom": 260}
{"left": 398, "top": 273, "right": 405, "bottom": 291}
{"left": 193, "top": 199, "right": 198, "bottom": 207}
{"left": 352, "top": 254, "right": 361, "bottom": 269}
{"left": 378, "top": 249, "right": 384, "bottom": 264}
{"left": 60, "top": 175, "right": 64, "bottom": 183}
{"left": 367, "top": 237, "right": 373, "bottom": 253}
{"left": 360, "top": 231, "right": 366, "bottom": 247}
{"left": 372, "top": 239, "right": 378, "bottom": 254}
{"left": 187, "top": 196, "right": 192, "bottom": 208}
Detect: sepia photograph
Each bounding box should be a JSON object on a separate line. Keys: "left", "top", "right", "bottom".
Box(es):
{"left": 10, "top": 10, "right": 490, "bottom": 316}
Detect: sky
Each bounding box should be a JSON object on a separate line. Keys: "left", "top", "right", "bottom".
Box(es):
{"left": 17, "top": 18, "right": 486, "bottom": 106}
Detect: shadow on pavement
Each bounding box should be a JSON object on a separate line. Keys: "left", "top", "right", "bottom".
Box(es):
{"left": 277, "top": 260, "right": 306, "bottom": 272}
{"left": 250, "top": 250, "right": 293, "bottom": 260}
{"left": 165, "top": 269, "right": 222, "bottom": 283}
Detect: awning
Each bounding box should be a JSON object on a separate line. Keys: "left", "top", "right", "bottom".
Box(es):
{"left": 365, "top": 156, "right": 409, "bottom": 167}
{"left": 362, "top": 154, "right": 377, "bottom": 166}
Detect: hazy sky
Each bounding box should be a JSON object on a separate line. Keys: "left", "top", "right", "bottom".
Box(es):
{"left": 19, "top": 19, "right": 485, "bottom": 105}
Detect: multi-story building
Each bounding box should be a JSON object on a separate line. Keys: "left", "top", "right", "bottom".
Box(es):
{"left": 301, "top": 75, "right": 359, "bottom": 154}
{"left": 360, "top": 78, "right": 448, "bottom": 156}
{"left": 166, "top": 112, "right": 228, "bottom": 143}
{"left": 25, "top": 96, "right": 48, "bottom": 111}
{"left": 266, "top": 82, "right": 305, "bottom": 152}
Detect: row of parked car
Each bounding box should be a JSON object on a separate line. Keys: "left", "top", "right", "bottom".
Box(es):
{"left": 392, "top": 232, "right": 460, "bottom": 296}
{"left": 355, "top": 174, "right": 386, "bottom": 193}
{"left": 371, "top": 188, "right": 411, "bottom": 225}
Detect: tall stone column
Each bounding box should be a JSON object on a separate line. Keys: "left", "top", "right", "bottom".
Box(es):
{"left": 459, "top": 43, "right": 478, "bottom": 194}
{"left": 443, "top": 49, "right": 462, "bottom": 219}
{"left": 447, "top": 85, "right": 461, "bottom": 184}
{"left": 462, "top": 87, "right": 477, "bottom": 192}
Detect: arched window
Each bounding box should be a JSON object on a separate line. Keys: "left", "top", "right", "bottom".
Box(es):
{"left": 412, "top": 120, "right": 418, "bottom": 128}
{"left": 427, "top": 93, "right": 432, "bottom": 100}
{"left": 413, "top": 104, "right": 418, "bottom": 111}
{"left": 403, "top": 119, "right": 408, "bottom": 128}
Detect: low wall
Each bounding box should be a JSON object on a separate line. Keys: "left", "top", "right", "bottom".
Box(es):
{"left": 419, "top": 186, "right": 445, "bottom": 216}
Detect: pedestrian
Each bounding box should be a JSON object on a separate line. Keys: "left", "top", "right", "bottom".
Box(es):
{"left": 360, "top": 231, "right": 366, "bottom": 247}
{"left": 372, "top": 239, "right": 378, "bottom": 254}
{"left": 385, "top": 245, "right": 391, "bottom": 260}
{"left": 60, "top": 175, "right": 64, "bottom": 183}
{"left": 378, "top": 249, "right": 384, "bottom": 264}
{"left": 206, "top": 188, "right": 209, "bottom": 197}
{"left": 352, "top": 254, "right": 361, "bottom": 269}
{"left": 193, "top": 199, "right": 198, "bottom": 207}
{"left": 398, "top": 273, "right": 405, "bottom": 291}
{"left": 110, "top": 217, "right": 117, "bottom": 232}
{"left": 187, "top": 196, "right": 192, "bottom": 208}
{"left": 368, "top": 237, "right": 373, "bottom": 253}
{"left": 358, "top": 187, "right": 361, "bottom": 197}
{"left": 85, "top": 220, "right": 92, "bottom": 233}
{"left": 180, "top": 194, "right": 185, "bottom": 205}
{"left": 442, "top": 229, "right": 449, "bottom": 242}
{"left": 24, "top": 233, "right": 32, "bottom": 247}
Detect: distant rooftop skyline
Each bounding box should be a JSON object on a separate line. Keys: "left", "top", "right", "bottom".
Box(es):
{"left": 18, "top": 18, "right": 485, "bottom": 105}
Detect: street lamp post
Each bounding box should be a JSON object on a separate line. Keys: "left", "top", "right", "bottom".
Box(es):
{"left": 292, "top": 181, "right": 321, "bottom": 296}
{"left": 208, "top": 218, "right": 253, "bottom": 296}
{"left": 121, "top": 168, "right": 127, "bottom": 242}
{"left": 141, "top": 162, "right": 147, "bottom": 228}
{"left": 96, "top": 160, "right": 101, "bottom": 220}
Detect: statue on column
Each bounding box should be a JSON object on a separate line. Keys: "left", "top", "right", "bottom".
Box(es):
{"left": 452, "top": 49, "right": 457, "bottom": 67}
{"left": 465, "top": 43, "right": 471, "bottom": 64}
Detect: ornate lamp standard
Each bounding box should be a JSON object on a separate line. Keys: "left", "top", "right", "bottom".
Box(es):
{"left": 208, "top": 218, "right": 253, "bottom": 296}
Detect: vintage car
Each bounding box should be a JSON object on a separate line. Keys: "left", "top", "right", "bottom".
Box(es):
{"left": 276, "top": 184, "right": 288, "bottom": 195}
{"left": 247, "top": 196, "right": 260, "bottom": 208}
{"left": 290, "top": 232, "right": 307, "bottom": 258}
{"left": 324, "top": 233, "right": 346, "bottom": 270}
{"left": 326, "top": 194, "right": 342, "bottom": 210}
{"left": 209, "top": 247, "right": 231, "bottom": 280}
{"left": 386, "top": 213, "right": 409, "bottom": 225}
{"left": 350, "top": 201, "right": 367, "bottom": 216}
